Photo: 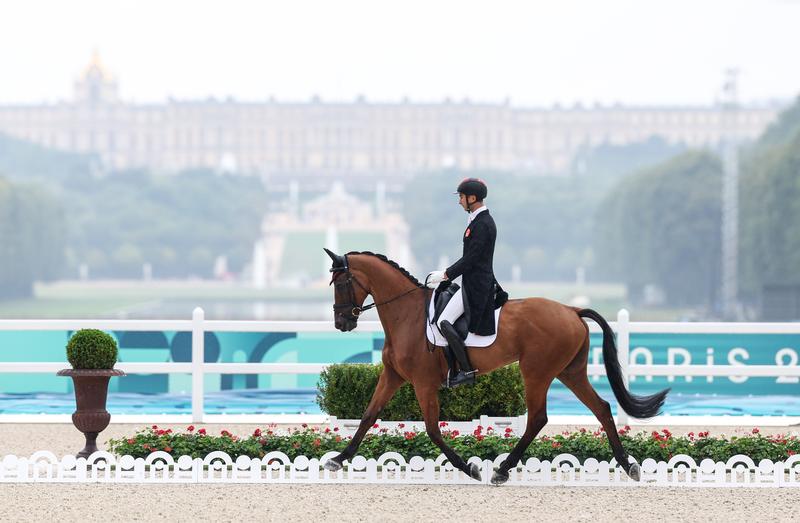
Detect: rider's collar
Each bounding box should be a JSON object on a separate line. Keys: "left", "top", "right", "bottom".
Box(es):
{"left": 468, "top": 206, "right": 487, "bottom": 223}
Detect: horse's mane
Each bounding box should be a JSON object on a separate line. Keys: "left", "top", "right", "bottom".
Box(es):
{"left": 346, "top": 251, "right": 424, "bottom": 288}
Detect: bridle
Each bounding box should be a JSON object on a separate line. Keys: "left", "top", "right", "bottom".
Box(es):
{"left": 329, "top": 254, "right": 422, "bottom": 321}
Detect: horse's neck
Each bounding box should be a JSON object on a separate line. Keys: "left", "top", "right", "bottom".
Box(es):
{"left": 358, "top": 259, "right": 423, "bottom": 330}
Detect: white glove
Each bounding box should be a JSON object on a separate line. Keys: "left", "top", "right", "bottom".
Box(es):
{"left": 425, "top": 270, "right": 447, "bottom": 287}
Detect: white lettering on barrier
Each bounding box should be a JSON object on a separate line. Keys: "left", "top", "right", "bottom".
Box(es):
{"left": 667, "top": 348, "right": 693, "bottom": 383}
{"left": 776, "top": 348, "right": 800, "bottom": 384}
{"left": 728, "top": 348, "right": 750, "bottom": 383}
{"left": 629, "top": 347, "right": 653, "bottom": 383}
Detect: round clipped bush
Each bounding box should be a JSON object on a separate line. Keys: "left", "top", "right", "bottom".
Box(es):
{"left": 66, "top": 329, "right": 118, "bottom": 369}
{"left": 316, "top": 363, "right": 525, "bottom": 421}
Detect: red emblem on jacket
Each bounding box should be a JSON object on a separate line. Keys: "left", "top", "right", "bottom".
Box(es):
{"left": 465, "top": 228, "right": 471, "bottom": 238}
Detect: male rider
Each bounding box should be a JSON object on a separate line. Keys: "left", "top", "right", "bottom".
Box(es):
{"left": 427, "top": 178, "right": 503, "bottom": 388}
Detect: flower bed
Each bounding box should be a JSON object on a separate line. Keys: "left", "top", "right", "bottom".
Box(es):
{"left": 107, "top": 424, "right": 800, "bottom": 463}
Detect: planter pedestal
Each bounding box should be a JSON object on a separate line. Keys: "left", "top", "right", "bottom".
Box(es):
{"left": 57, "top": 369, "right": 125, "bottom": 458}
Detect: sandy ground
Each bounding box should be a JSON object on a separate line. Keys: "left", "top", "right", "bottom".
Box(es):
{"left": 1, "top": 424, "right": 798, "bottom": 522}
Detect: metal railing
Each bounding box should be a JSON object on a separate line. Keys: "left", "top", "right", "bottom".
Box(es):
{"left": 1, "top": 308, "right": 799, "bottom": 423}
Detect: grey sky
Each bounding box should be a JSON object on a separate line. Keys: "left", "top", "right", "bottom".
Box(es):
{"left": 1, "top": 0, "right": 798, "bottom": 106}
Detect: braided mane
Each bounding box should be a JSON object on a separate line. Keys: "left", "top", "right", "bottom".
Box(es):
{"left": 346, "top": 251, "right": 424, "bottom": 288}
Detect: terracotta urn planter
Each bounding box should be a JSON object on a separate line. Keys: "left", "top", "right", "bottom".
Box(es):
{"left": 57, "top": 368, "right": 125, "bottom": 458}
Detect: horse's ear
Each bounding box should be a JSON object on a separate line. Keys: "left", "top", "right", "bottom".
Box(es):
{"left": 323, "top": 248, "right": 344, "bottom": 268}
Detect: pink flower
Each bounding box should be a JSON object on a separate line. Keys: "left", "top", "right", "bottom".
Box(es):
{"left": 127, "top": 438, "right": 135, "bottom": 444}
{"left": 752, "top": 428, "right": 760, "bottom": 434}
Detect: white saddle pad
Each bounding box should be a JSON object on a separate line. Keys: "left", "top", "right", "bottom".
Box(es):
{"left": 425, "top": 294, "right": 502, "bottom": 348}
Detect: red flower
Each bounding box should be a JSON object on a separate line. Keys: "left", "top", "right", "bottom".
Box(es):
{"left": 486, "top": 427, "right": 494, "bottom": 432}
{"left": 198, "top": 428, "right": 206, "bottom": 435}
{"left": 313, "top": 438, "right": 321, "bottom": 447}
{"left": 476, "top": 435, "right": 485, "bottom": 441}
{"left": 324, "top": 428, "right": 331, "bottom": 433}
{"left": 301, "top": 423, "right": 308, "bottom": 428}
{"left": 333, "top": 427, "right": 339, "bottom": 432}
{"left": 398, "top": 423, "right": 405, "bottom": 429}
{"left": 253, "top": 428, "right": 262, "bottom": 437}
{"left": 335, "top": 435, "right": 342, "bottom": 442}
{"left": 752, "top": 428, "right": 760, "bottom": 434}
{"left": 788, "top": 451, "right": 796, "bottom": 456}
{"left": 187, "top": 425, "right": 195, "bottom": 432}
{"left": 452, "top": 430, "right": 460, "bottom": 437}
{"left": 475, "top": 424, "right": 482, "bottom": 432}
{"left": 439, "top": 421, "right": 448, "bottom": 428}
{"left": 151, "top": 425, "right": 158, "bottom": 429}
{"left": 259, "top": 438, "right": 267, "bottom": 445}
{"left": 504, "top": 427, "right": 513, "bottom": 434}
{"left": 221, "top": 430, "right": 231, "bottom": 437}
{"left": 552, "top": 442, "right": 562, "bottom": 449}
{"left": 164, "top": 446, "right": 172, "bottom": 453}
{"left": 580, "top": 428, "right": 587, "bottom": 433}
{"left": 373, "top": 423, "right": 379, "bottom": 429}
{"left": 127, "top": 438, "right": 135, "bottom": 444}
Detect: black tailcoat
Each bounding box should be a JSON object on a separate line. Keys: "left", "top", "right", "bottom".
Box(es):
{"left": 446, "top": 209, "right": 499, "bottom": 335}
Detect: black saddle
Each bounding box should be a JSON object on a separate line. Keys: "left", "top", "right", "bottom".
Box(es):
{"left": 431, "top": 281, "right": 470, "bottom": 340}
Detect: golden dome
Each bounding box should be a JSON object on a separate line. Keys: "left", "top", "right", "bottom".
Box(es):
{"left": 81, "top": 50, "right": 114, "bottom": 81}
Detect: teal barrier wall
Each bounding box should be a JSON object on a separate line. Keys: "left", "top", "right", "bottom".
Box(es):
{"left": 0, "top": 329, "right": 798, "bottom": 396}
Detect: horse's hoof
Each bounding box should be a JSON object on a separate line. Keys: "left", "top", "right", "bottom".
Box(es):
{"left": 467, "top": 462, "right": 482, "bottom": 482}
{"left": 324, "top": 459, "right": 342, "bottom": 472}
{"left": 490, "top": 469, "right": 509, "bottom": 486}
{"left": 628, "top": 463, "right": 641, "bottom": 482}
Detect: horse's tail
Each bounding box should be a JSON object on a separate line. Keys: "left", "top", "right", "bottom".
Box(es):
{"left": 577, "top": 308, "right": 669, "bottom": 419}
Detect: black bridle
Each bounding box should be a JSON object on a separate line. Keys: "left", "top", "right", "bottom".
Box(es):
{"left": 329, "top": 254, "right": 422, "bottom": 321}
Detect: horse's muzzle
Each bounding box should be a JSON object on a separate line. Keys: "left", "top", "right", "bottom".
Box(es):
{"left": 334, "top": 314, "right": 358, "bottom": 332}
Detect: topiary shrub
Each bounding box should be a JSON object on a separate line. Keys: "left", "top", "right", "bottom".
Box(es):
{"left": 317, "top": 363, "right": 526, "bottom": 421}
{"left": 66, "top": 329, "right": 118, "bottom": 369}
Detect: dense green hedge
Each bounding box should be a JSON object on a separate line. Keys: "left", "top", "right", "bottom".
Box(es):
{"left": 315, "top": 363, "right": 526, "bottom": 421}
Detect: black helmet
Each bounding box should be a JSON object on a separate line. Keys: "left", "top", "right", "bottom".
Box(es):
{"left": 455, "top": 177, "right": 488, "bottom": 201}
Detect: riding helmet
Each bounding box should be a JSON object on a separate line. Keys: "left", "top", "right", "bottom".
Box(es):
{"left": 455, "top": 177, "right": 488, "bottom": 201}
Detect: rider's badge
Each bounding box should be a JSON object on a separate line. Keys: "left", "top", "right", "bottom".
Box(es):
{"left": 465, "top": 228, "right": 471, "bottom": 238}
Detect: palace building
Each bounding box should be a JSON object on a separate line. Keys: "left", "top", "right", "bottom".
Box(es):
{"left": 0, "top": 54, "right": 784, "bottom": 181}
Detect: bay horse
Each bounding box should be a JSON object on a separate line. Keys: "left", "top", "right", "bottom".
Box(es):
{"left": 322, "top": 249, "right": 669, "bottom": 485}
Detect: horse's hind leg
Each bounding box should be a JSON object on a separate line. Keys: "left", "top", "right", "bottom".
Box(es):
{"left": 324, "top": 364, "right": 405, "bottom": 471}
{"left": 490, "top": 380, "right": 549, "bottom": 486}
{"left": 558, "top": 365, "right": 640, "bottom": 481}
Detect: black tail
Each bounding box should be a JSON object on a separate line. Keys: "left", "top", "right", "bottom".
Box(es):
{"left": 578, "top": 308, "right": 669, "bottom": 419}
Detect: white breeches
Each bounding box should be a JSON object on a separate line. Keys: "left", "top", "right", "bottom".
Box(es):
{"left": 436, "top": 287, "right": 464, "bottom": 329}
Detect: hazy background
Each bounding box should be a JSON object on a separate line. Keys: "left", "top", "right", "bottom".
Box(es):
{"left": 1, "top": 0, "right": 800, "bottom": 322}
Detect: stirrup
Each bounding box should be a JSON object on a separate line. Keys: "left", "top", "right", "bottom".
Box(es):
{"left": 444, "top": 369, "right": 477, "bottom": 388}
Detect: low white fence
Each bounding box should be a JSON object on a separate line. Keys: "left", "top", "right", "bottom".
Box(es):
{"left": 1, "top": 308, "right": 799, "bottom": 424}
{"left": 2, "top": 451, "right": 799, "bottom": 487}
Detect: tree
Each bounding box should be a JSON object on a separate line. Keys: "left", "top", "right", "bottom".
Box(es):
{"left": 594, "top": 151, "right": 722, "bottom": 307}
{"left": 0, "top": 176, "right": 66, "bottom": 298}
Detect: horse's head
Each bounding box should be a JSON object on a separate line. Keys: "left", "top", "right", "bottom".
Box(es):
{"left": 325, "top": 248, "right": 372, "bottom": 332}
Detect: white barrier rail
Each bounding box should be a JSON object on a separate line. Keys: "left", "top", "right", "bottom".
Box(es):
{"left": 2, "top": 450, "right": 799, "bottom": 487}
{"left": 1, "top": 308, "right": 799, "bottom": 424}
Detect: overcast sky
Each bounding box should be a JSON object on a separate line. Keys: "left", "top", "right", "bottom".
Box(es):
{"left": 1, "top": 0, "right": 798, "bottom": 107}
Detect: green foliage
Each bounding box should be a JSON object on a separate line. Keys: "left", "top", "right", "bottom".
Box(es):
{"left": 107, "top": 425, "right": 800, "bottom": 463}
{"left": 316, "top": 363, "right": 525, "bottom": 421}
{"left": 593, "top": 151, "right": 722, "bottom": 306}
{"left": 0, "top": 176, "right": 66, "bottom": 299}
{"left": 66, "top": 329, "right": 118, "bottom": 369}
{"left": 738, "top": 99, "right": 800, "bottom": 299}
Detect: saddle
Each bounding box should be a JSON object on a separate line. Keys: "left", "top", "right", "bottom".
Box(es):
{"left": 431, "top": 281, "right": 470, "bottom": 339}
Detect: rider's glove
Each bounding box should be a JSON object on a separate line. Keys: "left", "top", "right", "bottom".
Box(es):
{"left": 425, "top": 270, "right": 447, "bottom": 287}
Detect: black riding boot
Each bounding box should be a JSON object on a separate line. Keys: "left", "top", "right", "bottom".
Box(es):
{"left": 439, "top": 320, "right": 476, "bottom": 388}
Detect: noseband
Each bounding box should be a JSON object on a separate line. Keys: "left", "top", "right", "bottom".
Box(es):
{"left": 330, "top": 254, "right": 421, "bottom": 321}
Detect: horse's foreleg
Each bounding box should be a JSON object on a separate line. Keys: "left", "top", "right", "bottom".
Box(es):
{"left": 415, "top": 384, "right": 482, "bottom": 482}
{"left": 491, "top": 382, "right": 549, "bottom": 486}
{"left": 323, "top": 364, "right": 405, "bottom": 471}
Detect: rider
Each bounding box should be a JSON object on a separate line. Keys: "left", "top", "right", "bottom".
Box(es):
{"left": 427, "top": 177, "right": 503, "bottom": 388}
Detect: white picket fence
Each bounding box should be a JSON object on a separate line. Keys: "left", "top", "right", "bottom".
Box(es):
{"left": 2, "top": 451, "right": 799, "bottom": 487}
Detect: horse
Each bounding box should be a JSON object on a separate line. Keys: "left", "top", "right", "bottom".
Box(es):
{"left": 322, "top": 249, "right": 669, "bottom": 485}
